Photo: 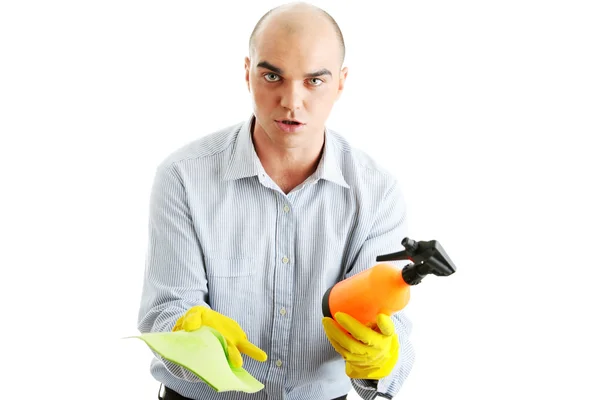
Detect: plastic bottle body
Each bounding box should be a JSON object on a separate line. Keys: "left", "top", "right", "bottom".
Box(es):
{"left": 326, "top": 263, "right": 410, "bottom": 327}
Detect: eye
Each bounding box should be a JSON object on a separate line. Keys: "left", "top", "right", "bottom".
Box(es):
{"left": 264, "top": 73, "right": 281, "bottom": 82}
{"left": 308, "top": 78, "right": 324, "bottom": 86}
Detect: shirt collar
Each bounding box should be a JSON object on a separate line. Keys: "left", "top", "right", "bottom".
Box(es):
{"left": 222, "top": 115, "right": 265, "bottom": 181}
{"left": 223, "top": 115, "right": 349, "bottom": 189}
{"left": 314, "top": 125, "right": 350, "bottom": 188}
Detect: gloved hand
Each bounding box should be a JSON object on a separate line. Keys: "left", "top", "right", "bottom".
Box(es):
{"left": 322, "top": 312, "right": 399, "bottom": 379}
{"left": 172, "top": 305, "right": 268, "bottom": 368}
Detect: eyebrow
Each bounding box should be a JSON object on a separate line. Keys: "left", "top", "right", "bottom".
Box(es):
{"left": 256, "top": 61, "right": 332, "bottom": 78}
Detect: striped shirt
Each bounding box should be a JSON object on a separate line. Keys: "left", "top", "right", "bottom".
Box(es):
{"left": 137, "top": 115, "right": 415, "bottom": 400}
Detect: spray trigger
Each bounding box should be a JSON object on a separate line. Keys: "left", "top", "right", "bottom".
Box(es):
{"left": 376, "top": 237, "right": 456, "bottom": 285}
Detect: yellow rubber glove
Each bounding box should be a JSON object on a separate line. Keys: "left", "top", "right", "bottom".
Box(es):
{"left": 172, "top": 305, "right": 268, "bottom": 368}
{"left": 322, "top": 312, "right": 399, "bottom": 380}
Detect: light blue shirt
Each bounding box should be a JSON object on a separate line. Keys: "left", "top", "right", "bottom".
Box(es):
{"left": 138, "top": 115, "right": 415, "bottom": 400}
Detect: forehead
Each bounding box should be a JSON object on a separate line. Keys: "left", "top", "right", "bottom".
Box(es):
{"left": 253, "top": 24, "right": 341, "bottom": 73}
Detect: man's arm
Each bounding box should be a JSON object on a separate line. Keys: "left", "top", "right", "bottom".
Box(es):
{"left": 346, "top": 179, "right": 416, "bottom": 399}
{"left": 137, "top": 161, "right": 210, "bottom": 382}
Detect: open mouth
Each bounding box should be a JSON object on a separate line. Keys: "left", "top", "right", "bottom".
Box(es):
{"left": 279, "top": 120, "right": 302, "bottom": 125}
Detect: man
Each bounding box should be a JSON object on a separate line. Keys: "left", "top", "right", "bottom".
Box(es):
{"left": 138, "top": 2, "right": 415, "bottom": 399}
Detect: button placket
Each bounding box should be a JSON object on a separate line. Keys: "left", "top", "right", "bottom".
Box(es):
{"left": 268, "top": 194, "right": 295, "bottom": 385}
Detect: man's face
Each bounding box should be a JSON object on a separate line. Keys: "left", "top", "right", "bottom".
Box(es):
{"left": 245, "top": 24, "right": 348, "bottom": 149}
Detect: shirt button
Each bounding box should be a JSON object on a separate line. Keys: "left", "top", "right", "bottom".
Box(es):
{"left": 279, "top": 308, "right": 286, "bottom": 316}
{"left": 283, "top": 205, "right": 290, "bottom": 213}
{"left": 282, "top": 256, "right": 289, "bottom": 264}
{"left": 275, "top": 359, "right": 283, "bottom": 367}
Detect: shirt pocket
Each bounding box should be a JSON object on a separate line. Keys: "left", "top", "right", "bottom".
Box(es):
{"left": 203, "top": 257, "right": 259, "bottom": 330}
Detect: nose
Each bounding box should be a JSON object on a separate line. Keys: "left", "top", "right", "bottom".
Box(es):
{"left": 279, "top": 81, "right": 304, "bottom": 111}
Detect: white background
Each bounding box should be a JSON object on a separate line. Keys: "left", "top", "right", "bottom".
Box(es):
{"left": 1, "top": 1, "right": 599, "bottom": 399}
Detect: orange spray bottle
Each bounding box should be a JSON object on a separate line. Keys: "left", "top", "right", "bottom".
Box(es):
{"left": 322, "top": 237, "right": 456, "bottom": 328}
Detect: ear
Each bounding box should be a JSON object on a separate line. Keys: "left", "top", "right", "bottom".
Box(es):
{"left": 244, "top": 57, "right": 251, "bottom": 91}
{"left": 336, "top": 67, "right": 348, "bottom": 101}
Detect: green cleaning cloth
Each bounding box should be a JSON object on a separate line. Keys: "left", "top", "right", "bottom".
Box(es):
{"left": 126, "top": 326, "right": 264, "bottom": 393}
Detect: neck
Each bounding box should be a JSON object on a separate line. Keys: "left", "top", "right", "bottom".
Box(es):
{"left": 252, "top": 123, "right": 325, "bottom": 193}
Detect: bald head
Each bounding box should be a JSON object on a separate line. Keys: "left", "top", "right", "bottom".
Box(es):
{"left": 249, "top": 2, "right": 345, "bottom": 66}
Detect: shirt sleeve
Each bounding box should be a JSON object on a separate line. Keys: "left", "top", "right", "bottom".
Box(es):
{"left": 346, "top": 179, "right": 416, "bottom": 399}
{"left": 137, "top": 161, "right": 212, "bottom": 382}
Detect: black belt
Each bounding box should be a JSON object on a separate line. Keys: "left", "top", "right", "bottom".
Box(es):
{"left": 159, "top": 384, "right": 347, "bottom": 400}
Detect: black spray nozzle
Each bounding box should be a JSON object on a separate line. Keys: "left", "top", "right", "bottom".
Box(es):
{"left": 376, "top": 237, "right": 456, "bottom": 285}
